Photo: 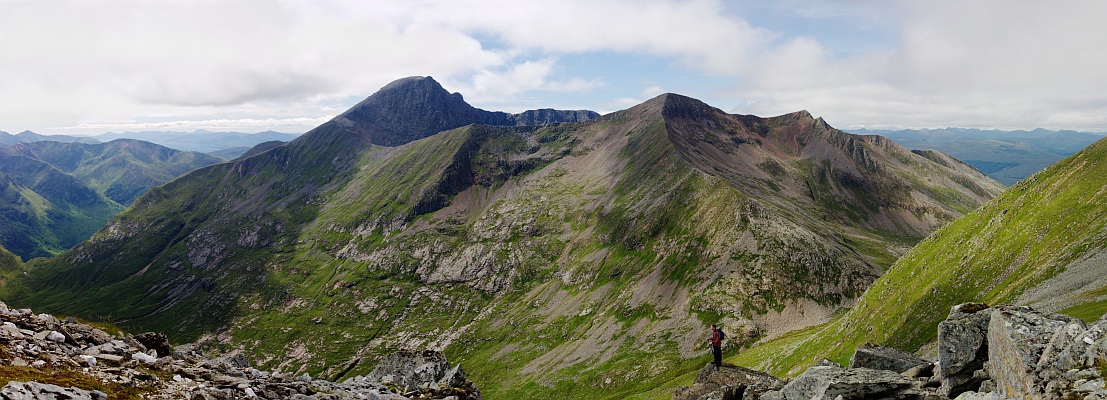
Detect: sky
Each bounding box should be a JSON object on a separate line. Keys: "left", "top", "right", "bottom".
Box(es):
{"left": 2, "top": 0, "right": 1107, "bottom": 136}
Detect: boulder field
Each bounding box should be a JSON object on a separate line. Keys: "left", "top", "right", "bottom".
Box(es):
{"left": 0, "top": 301, "right": 480, "bottom": 399}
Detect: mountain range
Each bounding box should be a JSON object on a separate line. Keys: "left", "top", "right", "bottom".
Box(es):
{"left": 852, "top": 127, "right": 1106, "bottom": 185}
{"left": 1, "top": 77, "right": 1003, "bottom": 398}
{"left": 0, "top": 140, "right": 223, "bottom": 261}
{"left": 0, "top": 129, "right": 300, "bottom": 157}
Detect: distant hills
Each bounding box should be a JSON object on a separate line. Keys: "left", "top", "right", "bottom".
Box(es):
{"left": 853, "top": 127, "right": 1106, "bottom": 185}
{"left": 93, "top": 130, "right": 302, "bottom": 153}
{"left": 0, "top": 151, "right": 123, "bottom": 261}
{"left": 735, "top": 135, "right": 1107, "bottom": 378}
{"left": 4, "top": 76, "right": 1002, "bottom": 398}
{"left": 0, "top": 129, "right": 301, "bottom": 156}
{"left": 0, "top": 140, "right": 223, "bottom": 261}
{"left": 0, "top": 130, "right": 100, "bottom": 146}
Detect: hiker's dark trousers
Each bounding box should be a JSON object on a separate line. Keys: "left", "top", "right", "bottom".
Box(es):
{"left": 712, "top": 345, "right": 722, "bottom": 366}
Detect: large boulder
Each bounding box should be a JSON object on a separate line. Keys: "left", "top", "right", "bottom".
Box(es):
{"left": 937, "top": 302, "right": 992, "bottom": 397}
{"left": 134, "top": 332, "right": 174, "bottom": 356}
{"left": 779, "top": 363, "right": 915, "bottom": 400}
{"left": 849, "top": 343, "right": 930, "bottom": 373}
{"left": 672, "top": 363, "right": 784, "bottom": 400}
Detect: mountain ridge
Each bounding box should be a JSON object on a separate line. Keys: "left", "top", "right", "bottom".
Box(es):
{"left": 4, "top": 77, "right": 1002, "bottom": 399}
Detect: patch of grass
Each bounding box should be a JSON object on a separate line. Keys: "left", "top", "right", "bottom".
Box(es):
{"left": 1061, "top": 300, "right": 1107, "bottom": 323}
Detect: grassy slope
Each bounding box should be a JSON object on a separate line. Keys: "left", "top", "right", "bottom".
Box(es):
{"left": 14, "top": 139, "right": 224, "bottom": 205}
{"left": 0, "top": 157, "right": 124, "bottom": 261}
{"left": 734, "top": 137, "right": 1107, "bottom": 377}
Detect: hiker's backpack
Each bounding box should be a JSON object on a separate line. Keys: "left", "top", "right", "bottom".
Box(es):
{"left": 718, "top": 328, "right": 725, "bottom": 341}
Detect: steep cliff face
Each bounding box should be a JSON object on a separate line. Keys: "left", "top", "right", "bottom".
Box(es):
{"left": 5, "top": 79, "right": 1001, "bottom": 399}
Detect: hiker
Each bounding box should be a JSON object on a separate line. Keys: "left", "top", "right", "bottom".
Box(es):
{"left": 707, "top": 323, "right": 724, "bottom": 367}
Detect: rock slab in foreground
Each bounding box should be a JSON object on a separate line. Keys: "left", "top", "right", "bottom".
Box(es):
{"left": 777, "top": 363, "right": 922, "bottom": 400}
{"left": 0, "top": 381, "right": 107, "bottom": 400}
{"left": 849, "top": 342, "right": 930, "bottom": 373}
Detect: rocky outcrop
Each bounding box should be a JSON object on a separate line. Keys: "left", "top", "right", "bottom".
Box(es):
{"left": 673, "top": 363, "right": 785, "bottom": 400}
{"left": 0, "top": 301, "right": 480, "bottom": 399}
{"left": 367, "top": 350, "right": 481, "bottom": 400}
{"left": 937, "top": 302, "right": 992, "bottom": 397}
{"left": 984, "top": 306, "right": 1107, "bottom": 400}
{"left": 770, "top": 362, "right": 931, "bottom": 400}
{"left": 672, "top": 303, "right": 1107, "bottom": 400}
{"left": 849, "top": 343, "right": 929, "bottom": 373}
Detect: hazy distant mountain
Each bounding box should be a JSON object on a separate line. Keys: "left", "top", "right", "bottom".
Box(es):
{"left": 0, "top": 130, "right": 100, "bottom": 146}
{"left": 7, "top": 77, "right": 1000, "bottom": 398}
{"left": 231, "top": 140, "right": 286, "bottom": 160}
{"left": 852, "top": 128, "right": 1106, "bottom": 185}
{"left": 92, "top": 130, "right": 301, "bottom": 153}
{"left": 4, "top": 139, "right": 224, "bottom": 205}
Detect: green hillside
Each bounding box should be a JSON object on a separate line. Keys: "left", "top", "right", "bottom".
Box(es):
{"left": 3, "top": 78, "right": 1003, "bottom": 399}
{"left": 735, "top": 136, "right": 1107, "bottom": 377}
{"left": 0, "top": 156, "right": 124, "bottom": 261}
{"left": 7, "top": 139, "right": 224, "bottom": 205}
{"left": 0, "top": 244, "right": 21, "bottom": 272}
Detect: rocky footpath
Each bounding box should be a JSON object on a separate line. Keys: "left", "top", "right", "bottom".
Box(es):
{"left": 0, "top": 301, "right": 480, "bottom": 399}
{"left": 676, "top": 303, "right": 1107, "bottom": 400}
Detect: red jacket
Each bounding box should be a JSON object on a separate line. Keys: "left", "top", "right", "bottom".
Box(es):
{"left": 710, "top": 329, "right": 722, "bottom": 347}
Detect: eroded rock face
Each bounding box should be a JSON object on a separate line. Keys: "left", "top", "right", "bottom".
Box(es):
{"left": 0, "top": 301, "right": 479, "bottom": 399}
{"left": 986, "top": 306, "right": 1107, "bottom": 400}
{"left": 937, "top": 302, "right": 992, "bottom": 397}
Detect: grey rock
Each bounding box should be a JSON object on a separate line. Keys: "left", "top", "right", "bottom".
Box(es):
{"left": 952, "top": 391, "right": 1017, "bottom": 400}
{"left": 986, "top": 306, "right": 1072, "bottom": 400}
{"left": 1051, "top": 312, "right": 1107, "bottom": 373}
{"left": 901, "top": 362, "right": 935, "bottom": 379}
{"left": 779, "top": 364, "right": 913, "bottom": 400}
{"left": 672, "top": 363, "right": 784, "bottom": 400}
{"left": 367, "top": 349, "right": 482, "bottom": 399}
{"left": 0, "top": 381, "right": 107, "bottom": 400}
{"left": 135, "top": 332, "right": 174, "bottom": 356}
{"left": 849, "top": 343, "right": 929, "bottom": 373}
{"left": 937, "top": 302, "right": 992, "bottom": 397}
{"left": 758, "top": 390, "right": 783, "bottom": 400}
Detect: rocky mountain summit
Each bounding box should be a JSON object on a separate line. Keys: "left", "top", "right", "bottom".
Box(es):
{"left": 680, "top": 303, "right": 1107, "bottom": 400}
{"left": 0, "top": 301, "right": 480, "bottom": 399}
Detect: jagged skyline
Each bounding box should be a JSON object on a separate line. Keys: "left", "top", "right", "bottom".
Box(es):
{"left": 2, "top": 0, "right": 1106, "bottom": 135}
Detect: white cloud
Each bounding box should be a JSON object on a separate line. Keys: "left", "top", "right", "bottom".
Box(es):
{"left": 729, "top": 0, "right": 1107, "bottom": 130}
{"left": 2, "top": 0, "right": 1106, "bottom": 134}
